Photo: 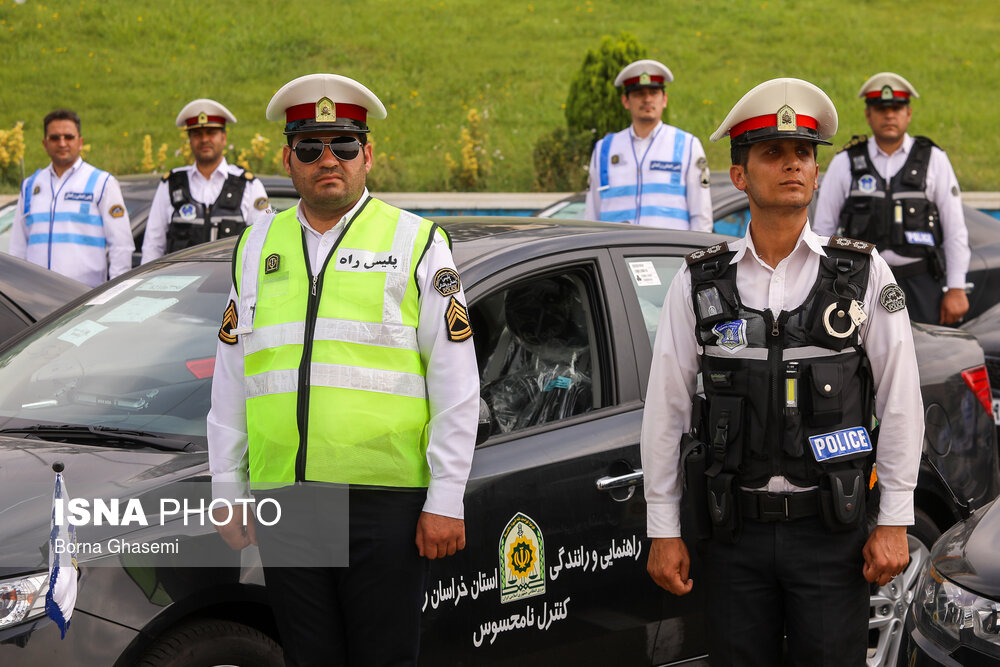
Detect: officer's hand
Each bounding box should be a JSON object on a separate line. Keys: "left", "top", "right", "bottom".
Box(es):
{"left": 212, "top": 504, "right": 258, "bottom": 550}
{"left": 862, "top": 525, "right": 909, "bottom": 587}
{"left": 940, "top": 288, "right": 970, "bottom": 325}
{"left": 647, "top": 537, "right": 694, "bottom": 596}
{"left": 415, "top": 512, "right": 466, "bottom": 559}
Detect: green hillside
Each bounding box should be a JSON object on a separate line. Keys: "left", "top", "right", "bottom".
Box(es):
{"left": 1, "top": 0, "right": 997, "bottom": 192}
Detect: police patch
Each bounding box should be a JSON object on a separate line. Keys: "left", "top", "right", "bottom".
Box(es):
{"left": 254, "top": 197, "right": 269, "bottom": 211}
{"left": 33, "top": 185, "right": 41, "bottom": 195}
{"left": 712, "top": 319, "right": 748, "bottom": 354}
{"left": 264, "top": 253, "right": 280, "bottom": 274}
{"left": 109, "top": 204, "right": 125, "bottom": 218}
{"left": 179, "top": 203, "right": 197, "bottom": 220}
{"left": 808, "top": 426, "right": 872, "bottom": 463}
{"left": 904, "top": 231, "right": 935, "bottom": 246}
{"left": 219, "top": 299, "right": 239, "bottom": 345}
{"left": 445, "top": 297, "right": 472, "bottom": 342}
{"left": 433, "top": 268, "right": 461, "bottom": 296}
{"left": 857, "top": 174, "right": 877, "bottom": 194}
{"left": 499, "top": 513, "right": 545, "bottom": 604}
{"left": 611, "top": 154, "right": 620, "bottom": 165}
{"left": 880, "top": 284, "right": 906, "bottom": 313}
{"left": 649, "top": 160, "right": 682, "bottom": 173}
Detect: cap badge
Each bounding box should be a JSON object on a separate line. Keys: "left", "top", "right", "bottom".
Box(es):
{"left": 316, "top": 97, "right": 337, "bottom": 123}
{"left": 776, "top": 105, "right": 797, "bottom": 132}
{"left": 639, "top": 72, "right": 651, "bottom": 86}
{"left": 880, "top": 85, "right": 894, "bottom": 101}
{"left": 197, "top": 112, "right": 208, "bottom": 125}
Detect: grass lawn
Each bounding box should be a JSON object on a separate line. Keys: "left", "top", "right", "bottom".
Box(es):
{"left": 1, "top": 0, "right": 997, "bottom": 192}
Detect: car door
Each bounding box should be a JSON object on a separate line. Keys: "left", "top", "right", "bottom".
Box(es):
{"left": 419, "top": 249, "right": 706, "bottom": 666}
{"left": 609, "top": 245, "right": 714, "bottom": 667}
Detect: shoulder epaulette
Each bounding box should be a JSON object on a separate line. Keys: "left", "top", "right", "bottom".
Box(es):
{"left": 838, "top": 134, "right": 868, "bottom": 153}
{"left": 243, "top": 170, "right": 255, "bottom": 180}
{"left": 827, "top": 235, "right": 874, "bottom": 255}
{"left": 685, "top": 241, "right": 731, "bottom": 265}
{"left": 913, "top": 135, "right": 940, "bottom": 151}
{"left": 161, "top": 172, "right": 170, "bottom": 181}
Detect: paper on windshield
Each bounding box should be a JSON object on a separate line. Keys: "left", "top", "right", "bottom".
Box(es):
{"left": 98, "top": 297, "right": 178, "bottom": 323}
{"left": 57, "top": 319, "right": 108, "bottom": 347}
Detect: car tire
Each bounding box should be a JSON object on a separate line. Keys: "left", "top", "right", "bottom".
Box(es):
{"left": 907, "top": 508, "right": 941, "bottom": 549}
{"left": 136, "top": 619, "right": 283, "bottom": 667}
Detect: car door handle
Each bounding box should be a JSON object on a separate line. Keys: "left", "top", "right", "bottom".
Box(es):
{"left": 595, "top": 469, "right": 644, "bottom": 491}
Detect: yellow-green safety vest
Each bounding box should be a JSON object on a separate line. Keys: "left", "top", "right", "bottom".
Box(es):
{"left": 233, "top": 197, "right": 443, "bottom": 488}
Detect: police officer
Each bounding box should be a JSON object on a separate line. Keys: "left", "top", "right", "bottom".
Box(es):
{"left": 207, "top": 73, "right": 479, "bottom": 666}
{"left": 10, "top": 109, "right": 134, "bottom": 287}
{"left": 642, "top": 78, "right": 922, "bottom": 665}
{"left": 140, "top": 99, "right": 270, "bottom": 263}
{"left": 813, "top": 73, "right": 969, "bottom": 325}
{"left": 584, "top": 59, "right": 713, "bottom": 230}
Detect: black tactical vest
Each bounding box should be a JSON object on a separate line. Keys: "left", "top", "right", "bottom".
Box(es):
{"left": 687, "top": 237, "right": 877, "bottom": 492}
{"left": 837, "top": 135, "right": 942, "bottom": 261}
{"left": 165, "top": 168, "right": 250, "bottom": 253}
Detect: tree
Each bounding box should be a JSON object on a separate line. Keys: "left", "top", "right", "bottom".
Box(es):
{"left": 565, "top": 32, "right": 652, "bottom": 141}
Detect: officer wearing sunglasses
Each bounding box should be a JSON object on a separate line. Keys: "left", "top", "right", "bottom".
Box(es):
{"left": 206, "top": 73, "right": 479, "bottom": 667}
{"left": 10, "top": 109, "right": 134, "bottom": 287}
{"left": 140, "top": 99, "right": 270, "bottom": 264}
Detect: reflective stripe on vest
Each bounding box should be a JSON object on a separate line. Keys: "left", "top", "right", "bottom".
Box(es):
{"left": 235, "top": 200, "right": 435, "bottom": 488}
{"left": 595, "top": 125, "right": 692, "bottom": 228}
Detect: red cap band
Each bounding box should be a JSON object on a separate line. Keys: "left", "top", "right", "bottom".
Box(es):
{"left": 865, "top": 90, "right": 910, "bottom": 99}
{"left": 285, "top": 102, "right": 367, "bottom": 124}
{"left": 185, "top": 115, "right": 226, "bottom": 126}
{"left": 623, "top": 75, "right": 665, "bottom": 87}
{"left": 729, "top": 113, "right": 818, "bottom": 139}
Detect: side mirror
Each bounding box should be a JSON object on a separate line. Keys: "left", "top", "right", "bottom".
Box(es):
{"left": 476, "top": 398, "right": 492, "bottom": 446}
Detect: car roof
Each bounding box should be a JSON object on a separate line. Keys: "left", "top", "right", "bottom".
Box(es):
{"left": 159, "top": 216, "right": 728, "bottom": 282}
{"left": 0, "top": 253, "right": 89, "bottom": 320}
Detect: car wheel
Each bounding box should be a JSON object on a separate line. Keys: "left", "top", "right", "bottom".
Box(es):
{"left": 136, "top": 618, "right": 283, "bottom": 667}
{"left": 866, "top": 534, "right": 930, "bottom": 667}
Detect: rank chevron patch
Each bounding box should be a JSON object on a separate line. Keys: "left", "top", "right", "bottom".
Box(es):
{"left": 218, "top": 299, "right": 239, "bottom": 345}
{"left": 445, "top": 297, "right": 472, "bottom": 342}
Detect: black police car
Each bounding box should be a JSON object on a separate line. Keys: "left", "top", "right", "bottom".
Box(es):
{"left": 902, "top": 496, "right": 1000, "bottom": 665}
{"left": 0, "top": 218, "right": 995, "bottom": 666}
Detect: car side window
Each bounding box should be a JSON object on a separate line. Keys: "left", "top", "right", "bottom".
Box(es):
{"left": 620, "top": 256, "right": 686, "bottom": 348}
{"left": 472, "top": 268, "right": 603, "bottom": 436}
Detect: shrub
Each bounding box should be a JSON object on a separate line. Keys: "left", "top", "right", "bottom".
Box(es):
{"left": 532, "top": 127, "right": 592, "bottom": 192}
{"left": 445, "top": 108, "right": 490, "bottom": 191}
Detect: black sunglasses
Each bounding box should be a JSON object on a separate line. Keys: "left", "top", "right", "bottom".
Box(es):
{"left": 47, "top": 134, "right": 78, "bottom": 142}
{"left": 293, "top": 137, "right": 362, "bottom": 164}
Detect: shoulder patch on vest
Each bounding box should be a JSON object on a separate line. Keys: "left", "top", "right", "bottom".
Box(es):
{"left": 109, "top": 204, "right": 125, "bottom": 218}
{"left": 445, "top": 296, "right": 472, "bottom": 342}
{"left": 879, "top": 284, "right": 906, "bottom": 313}
{"left": 254, "top": 197, "right": 269, "bottom": 211}
{"left": 219, "top": 299, "right": 239, "bottom": 345}
{"left": 685, "top": 242, "right": 730, "bottom": 266}
{"left": 839, "top": 134, "right": 868, "bottom": 153}
{"left": 433, "top": 268, "right": 461, "bottom": 296}
{"left": 828, "top": 235, "right": 874, "bottom": 254}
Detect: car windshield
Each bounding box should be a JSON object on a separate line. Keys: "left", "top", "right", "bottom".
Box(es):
{"left": 0, "top": 259, "right": 230, "bottom": 441}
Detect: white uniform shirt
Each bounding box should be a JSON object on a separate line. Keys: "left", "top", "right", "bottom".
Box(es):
{"left": 813, "top": 134, "right": 969, "bottom": 289}
{"left": 584, "top": 121, "right": 713, "bottom": 232}
{"left": 641, "top": 222, "right": 923, "bottom": 538}
{"left": 140, "top": 158, "right": 270, "bottom": 263}
{"left": 10, "top": 158, "right": 134, "bottom": 287}
{"left": 207, "top": 189, "right": 480, "bottom": 519}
